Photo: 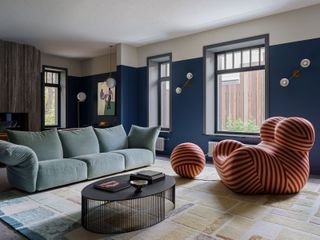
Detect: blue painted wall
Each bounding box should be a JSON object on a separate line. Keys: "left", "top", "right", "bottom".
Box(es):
{"left": 79, "top": 71, "right": 121, "bottom": 128}
{"left": 79, "top": 65, "right": 139, "bottom": 133}
{"left": 269, "top": 38, "right": 320, "bottom": 175}
{"left": 76, "top": 37, "right": 319, "bottom": 174}
{"left": 66, "top": 76, "right": 81, "bottom": 128}
{"left": 118, "top": 65, "right": 139, "bottom": 133}
{"left": 136, "top": 38, "right": 320, "bottom": 174}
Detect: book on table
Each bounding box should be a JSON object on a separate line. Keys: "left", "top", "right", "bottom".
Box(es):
{"left": 94, "top": 180, "right": 131, "bottom": 192}
{"left": 136, "top": 170, "right": 164, "bottom": 178}
{"left": 130, "top": 170, "right": 165, "bottom": 183}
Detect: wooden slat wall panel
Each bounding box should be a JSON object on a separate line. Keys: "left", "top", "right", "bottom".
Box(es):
{"left": 0, "top": 40, "right": 41, "bottom": 131}
{"left": 0, "top": 41, "right": 8, "bottom": 111}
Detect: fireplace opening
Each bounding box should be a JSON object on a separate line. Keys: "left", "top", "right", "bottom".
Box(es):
{"left": 0, "top": 113, "right": 28, "bottom": 133}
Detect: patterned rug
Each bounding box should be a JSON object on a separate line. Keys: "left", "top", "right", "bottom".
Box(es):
{"left": 0, "top": 159, "right": 320, "bottom": 240}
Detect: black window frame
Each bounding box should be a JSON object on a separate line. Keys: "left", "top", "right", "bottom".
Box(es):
{"left": 42, "top": 67, "right": 62, "bottom": 128}
{"left": 205, "top": 35, "right": 269, "bottom": 136}
{"left": 215, "top": 45, "right": 265, "bottom": 74}
{"left": 147, "top": 53, "right": 172, "bottom": 132}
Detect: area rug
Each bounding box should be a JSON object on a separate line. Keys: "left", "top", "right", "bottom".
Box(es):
{"left": 0, "top": 159, "right": 320, "bottom": 240}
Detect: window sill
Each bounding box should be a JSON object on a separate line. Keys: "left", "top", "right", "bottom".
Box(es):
{"left": 160, "top": 130, "right": 171, "bottom": 134}
{"left": 212, "top": 133, "right": 260, "bottom": 139}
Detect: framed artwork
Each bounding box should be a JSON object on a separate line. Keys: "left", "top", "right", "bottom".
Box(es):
{"left": 98, "top": 81, "right": 116, "bottom": 116}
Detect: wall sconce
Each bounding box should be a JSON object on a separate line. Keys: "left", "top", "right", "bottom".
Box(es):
{"left": 176, "top": 72, "right": 193, "bottom": 94}
{"left": 77, "top": 92, "right": 87, "bottom": 128}
{"left": 280, "top": 58, "right": 311, "bottom": 87}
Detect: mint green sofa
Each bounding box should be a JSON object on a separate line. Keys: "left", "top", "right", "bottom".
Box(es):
{"left": 0, "top": 125, "right": 160, "bottom": 193}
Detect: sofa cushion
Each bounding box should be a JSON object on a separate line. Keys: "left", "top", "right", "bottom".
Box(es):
{"left": 7, "top": 128, "right": 63, "bottom": 161}
{"left": 73, "top": 152, "right": 125, "bottom": 179}
{"left": 36, "top": 159, "right": 87, "bottom": 191}
{"left": 128, "top": 125, "right": 160, "bottom": 154}
{"left": 94, "top": 125, "right": 128, "bottom": 152}
{"left": 58, "top": 127, "right": 99, "bottom": 158}
{"left": 111, "top": 148, "right": 154, "bottom": 170}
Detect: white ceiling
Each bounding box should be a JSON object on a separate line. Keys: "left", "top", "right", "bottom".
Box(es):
{"left": 0, "top": 0, "right": 319, "bottom": 59}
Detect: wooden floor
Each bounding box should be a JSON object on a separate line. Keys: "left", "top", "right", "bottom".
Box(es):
{"left": 0, "top": 168, "right": 26, "bottom": 239}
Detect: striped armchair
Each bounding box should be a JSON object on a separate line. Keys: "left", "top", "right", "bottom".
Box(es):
{"left": 212, "top": 117, "right": 315, "bottom": 194}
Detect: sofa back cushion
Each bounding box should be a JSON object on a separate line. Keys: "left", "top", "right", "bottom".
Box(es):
{"left": 128, "top": 125, "right": 160, "bottom": 154}
{"left": 58, "top": 127, "right": 99, "bottom": 158}
{"left": 94, "top": 125, "right": 128, "bottom": 152}
{"left": 7, "top": 128, "right": 63, "bottom": 161}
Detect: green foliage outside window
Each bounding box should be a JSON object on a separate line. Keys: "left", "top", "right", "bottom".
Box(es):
{"left": 223, "top": 118, "right": 260, "bottom": 133}
{"left": 44, "top": 87, "right": 57, "bottom": 126}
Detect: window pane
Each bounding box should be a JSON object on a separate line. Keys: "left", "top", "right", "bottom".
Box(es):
{"left": 166, "top": 63, "right": 170, "bottom": 76}
{"left": 44, "top": 86, "right": 58, "bottom": 126}
{"left": 45, "top": 72, "right": 52, "bottom": 84}
{"left": 52, "top": 73, "right": 59, "bottom": 84}
{"left": 160, "top": 63, "right": 170, "bottom": 78}
{"left": 242, "top": 50, "right": 250, "bottom": 67}
{"left": 234, "top": 51, "right": 241, "bottom": 68}
{"left": 220, "top": 72, "right": 240, "bottom": 85}
{"left": 260, "top": 47, "right": 265, "bottom": 65}
{"left": 251, "top": 48, "right": 259, "bottom": 66}
{"left": 160, "top": 81, "right": 170, "bottom": 129}
{"left": 226, "top": 53, "right": 233, "bottom": 69}
{"left": 217, "top": 70, "right": 265, "bottom": 133}
{"left": 217, "top": 54, "right": 225, "bottom": 70}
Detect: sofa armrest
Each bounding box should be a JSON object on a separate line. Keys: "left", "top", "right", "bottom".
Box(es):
{"left": 0, "top": 140, "right": 39, "bottom": 192}
{"left": 128, "top": 125, "right": 161, "bottom": 161}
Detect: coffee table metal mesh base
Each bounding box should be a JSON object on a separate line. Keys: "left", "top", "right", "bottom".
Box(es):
{"left": 82, "top": 186, "right": 175, "bottom": 234}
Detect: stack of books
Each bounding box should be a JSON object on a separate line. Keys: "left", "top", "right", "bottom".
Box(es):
{"left": 94, "top": 180, "right": 131, "bottom": 192}
{"left": 130, "top": 170, "right": 165, "bottom": 184}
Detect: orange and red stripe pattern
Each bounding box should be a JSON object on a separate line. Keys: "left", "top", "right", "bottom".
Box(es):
{"left": 170, "top": 142, "right": 205, "bottom": 178}
{"left": 213, "top": 117, "right": 315, "bottom": 194}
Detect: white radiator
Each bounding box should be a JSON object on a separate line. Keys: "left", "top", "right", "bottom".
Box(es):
{"left": 208, "top": 141, "right": 219, "bottom": 157}
{"left": 156, "top": 137, "right": 165, "bottom": 151}
{"left": 208, "top": 141, "right": 256, "bottom": 157}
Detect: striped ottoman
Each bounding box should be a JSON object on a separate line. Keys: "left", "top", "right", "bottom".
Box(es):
{"left": 212, "top": 117, "right": 315, "bottom": 194}
{"left": 170, "top": 142, "right": 205, "bottom": 178}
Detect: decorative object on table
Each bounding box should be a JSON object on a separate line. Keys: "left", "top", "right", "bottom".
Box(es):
{"left": 170, "top": 142, "right": 206, "bottom": 178}
{"left": 175, "top": 72, "right": 193, "bottom": 94}
{"left": 94, "top": 180, "right": 130, "bottom": 192}
{"left": 130, "top": 170, "right": 165, "bottom": 183}
{"left": 98, "top": 45, "right": 117, "bottom": 116}
{"left": 82, "top": 174, "right": 175, "bottom": 234}
{"left": 77, "top": 92, "right": 86, "bottom": 128}
{"left": 280, "top": 58, "right": 311, "bottom": 87}
{"left": 130, "top": 179, "right": 149, "bottom": 193}
{"left": 213, "top": 117, "right": 315, "bottom": 194}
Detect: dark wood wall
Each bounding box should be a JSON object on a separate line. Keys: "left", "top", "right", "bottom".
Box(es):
{"left": 0, "top": 40, "right": 41, "bottom": 131}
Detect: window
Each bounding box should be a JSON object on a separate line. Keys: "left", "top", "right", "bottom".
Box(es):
{"left": 159, "top": 62, "right": 170, "bottom": 130}
{"left": 204, "top": 35, "right": 268, "bottom": 136}
{"left": 43, "top": 70, "right": 61, "bottom": 127}
{"left": 147, "top": 54, "right": 172, "bottom": 131}
{"left": 42, "top": 66, "right": 67, "bottom": 128}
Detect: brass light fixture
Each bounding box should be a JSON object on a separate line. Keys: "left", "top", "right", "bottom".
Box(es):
{"left": 77, "top": 92, "right": 86, "bottom": 128}
{"left": 280, "top": 58, "right": 311, "bottom": 87}
{"left": 106, "top": 45, "right": 116, "bottom": 88}
{"left": 176, "top": 72, "right": 193, "bottom": 94}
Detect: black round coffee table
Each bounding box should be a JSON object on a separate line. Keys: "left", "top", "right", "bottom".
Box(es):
{"left": 81, "top": 174, "right": 175, "bottom": 234}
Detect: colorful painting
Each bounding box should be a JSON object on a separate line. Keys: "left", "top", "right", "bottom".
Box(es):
{"left": 98, "top": 81, "right": 116, "bottom": 116}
